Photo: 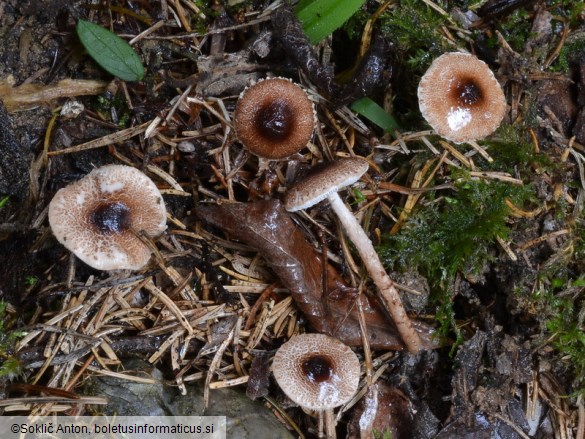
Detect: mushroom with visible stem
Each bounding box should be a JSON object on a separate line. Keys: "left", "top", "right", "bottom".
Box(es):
{"left": 284, "top": 158, "right": 423, "bottom": 354}
{"left": 48, "top": 164, "right": 167, "bottom": 271}
{"left": 417, "top": 52, "right": 506, "bottom": 144}
{"left": 272, "top": 333, "right": 360, "bottom": 439}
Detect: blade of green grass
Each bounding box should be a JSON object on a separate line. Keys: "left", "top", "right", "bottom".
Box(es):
{"left": 296, "top": 0, "right": 366, "bottom": 44}
{"left": 351, "top": 97, "right": 401, "bottom": 134}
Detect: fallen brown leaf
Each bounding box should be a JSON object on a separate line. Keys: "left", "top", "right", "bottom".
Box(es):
{"left": 196, "top": 199, "right": 436, "bottom": 350}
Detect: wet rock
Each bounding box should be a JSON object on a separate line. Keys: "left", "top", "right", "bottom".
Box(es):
{"left": 83, "top": 360, "right": 294, "bottom": 439}
{"left": 168, "top": 385, "right": 294, "bottom": 439}
{"left": 82, "top": 360, "right": 171, "bottom": 417}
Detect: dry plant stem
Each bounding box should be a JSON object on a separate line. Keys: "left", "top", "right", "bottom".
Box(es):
{"left": 0, "top": 78, "right": 107, "bottom": 112}
{"left": 327, "top": 192, "right": 423, "bottom": 354}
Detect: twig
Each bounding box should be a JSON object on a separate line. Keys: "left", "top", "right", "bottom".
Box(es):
{"left": 47, "top": 122, "right": 150, "bottom": 156}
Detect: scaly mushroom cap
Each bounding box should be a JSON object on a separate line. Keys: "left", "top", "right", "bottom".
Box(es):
{"left": 272, "top": 333, "right": 360, "bottom": 410}
{"left": 284, "top": 157, "right": 369, "bottom": 212}
{"left": 234, "top": 77, "right": 315, "bottom": 159}
{"left": 48, "top": 165, "right": 167, "bottom": 271}
{"left": 418, "top": 52, "right": 506, "bottom": 143}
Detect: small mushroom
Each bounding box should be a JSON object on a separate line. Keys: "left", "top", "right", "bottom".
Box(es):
{"left": 273, "top": 333, "right": 360, "bottom": 438}
{"left": 418, "top": 52, "right": 506, "bottom": 143}
{"left": 234, "top": 77, "right": 315, "bottom": 159}
{"left": 285, "top": 158, "right": 423, "bottom": 354}
{"left": 48, "top": 164, "right": 167, "bottom": 271}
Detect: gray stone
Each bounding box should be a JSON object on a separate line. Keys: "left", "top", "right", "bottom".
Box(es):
{"left": 83, "top": 360, "right": 294, "bottom": 439}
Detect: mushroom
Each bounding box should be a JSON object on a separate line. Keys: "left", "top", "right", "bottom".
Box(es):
{"left": 234, "top": 77, "right": 315, "bottom": 159}
{"left": 273, "top": 333, "right": 360, "bottom": 409}
{"left": 284, "top": 158, "right": 423, "bottom": 354}
{"left": 273, "top": 333, "right": 360, "bottom": 438}
{"left": 417, "top": 52, "right": 506, "bottom": 143}
{"left": 48, "top": 164, "right": 167, "bottom": 271}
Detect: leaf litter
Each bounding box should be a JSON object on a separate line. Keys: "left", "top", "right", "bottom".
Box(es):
{"left": 0, "top": 0, "right": 582, "bottom": 438}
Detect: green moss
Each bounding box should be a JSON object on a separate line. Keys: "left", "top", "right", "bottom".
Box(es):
{"left": 537, "top": 277, "right": 585, "bottom": 394}
{"left": 373, "top": 429, "right": 394, "bottom": 439}
{"left": 549, "top": 0, "right": 585, "bottom": 26}
{"left": 382, "top": 173, "right": 530, "bottom": 279}
{"left": 484, "top": 125, "right": 556, "bottom": 174}
{"left": 25, "top": 275, "right": 39, "bottom": 287}
{"left": 379, "top": 0, "right": 449, "bottom": 70}
{"left": 342, "top": 7, "right": 371, "bottom": 41}
{"left": 0, "top": 301, "right": 25, "bottom": 378}
{"left": 494, "top": 8, "right": 533, "bottom": 53}
{"left": 380, "top": 172, "right": 534, "bottom": 342}
{"left": 551, "top": 35, "right": 585, "bottom": 73}
{"left": 95, "top": 94, "right": 131, "bottom": 127}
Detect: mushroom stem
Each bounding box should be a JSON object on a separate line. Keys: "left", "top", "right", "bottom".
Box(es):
{"left": 327, "top": 191, "right": 423, "bottom": 354}
{"left": 325, "top": 409, "right": 336, "bottom": 439}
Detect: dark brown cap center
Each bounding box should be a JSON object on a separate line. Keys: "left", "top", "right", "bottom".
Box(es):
{"left": 302, "top": 355, "right": 334, "bottom": 383}
{"left": 452, "top": 77, "right": 483, "bottom": 107}
{"left": 257, "top": 98, "right": 294, "bottom": 141}
{"left": 91, "top": 202, "right": 131, "bottom": 234}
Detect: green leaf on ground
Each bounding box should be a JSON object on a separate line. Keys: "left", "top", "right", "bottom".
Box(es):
{"left": 296, "top": 0, "right": 366, "bottom": 44}
{"left": 76, "top": 20, "right": 145, "bottom": 82}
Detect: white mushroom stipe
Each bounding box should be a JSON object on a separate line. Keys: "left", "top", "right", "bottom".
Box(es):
{"left": 284, "top": 158, "right": 423, "bottom": 354}
{"left": 48, "top": 164, "right": 167, "bottom": 271}
{"left": 327, "top": 191, "right": 423, "bottom": 353}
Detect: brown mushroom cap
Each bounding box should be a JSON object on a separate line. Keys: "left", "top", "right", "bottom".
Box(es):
{"left": 234, "top": 77, "right": 315, "bottom": 159}
{"left": 48, "top": 165, "right": 167, "bottom": 271}
{"left": 418, "top": 52, "right": 506, "bottom": 143}
{"left": 272, "top": 333, "right": 360, "bottom": 411}
{"left": 284, "top": 157, "right": 369, "bottom": 212}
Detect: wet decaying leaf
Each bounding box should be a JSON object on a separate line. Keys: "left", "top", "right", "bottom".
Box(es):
{"left": 195, "top": 199, "right": 435, "bottom": 350}
{"left": 271, "top": 7, "right": 338, "bottom": 98}
{"left": 434, "top": 327, "right": 553, "bottom": 438}
{"left": 477, "top": 0, "right": 537, "bottom": 21}
{"left": 246, "top": 351, "right": 270, "bottom": 401}
{"left": 346, "top": 382, "right": 414, "bottom": 439}
{"left": 17, "top": 336, "right": 203, "bottom": 369}
{"left": 337, "top": 32, "right": 392, "bottom": 107}
{"left": 272, "top": 7, "right": 391, "bottom": 107}
{"left": 198, "top": 315, "right": 239, "bottom": 357}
